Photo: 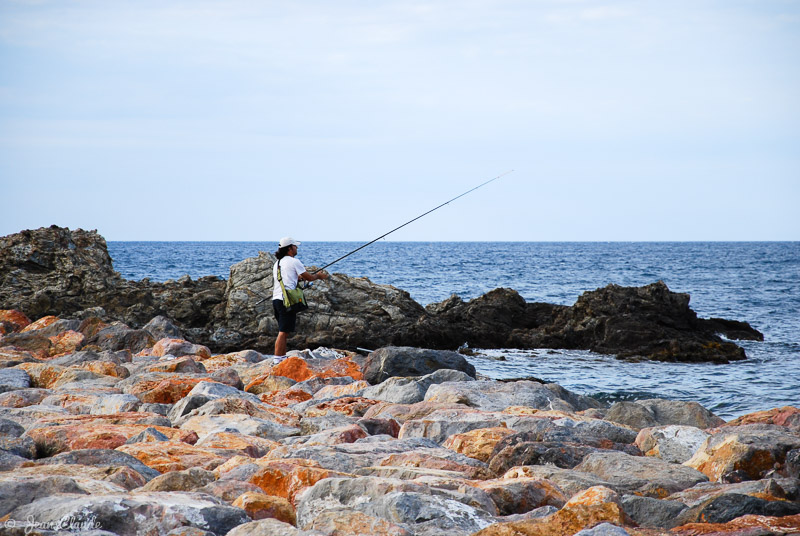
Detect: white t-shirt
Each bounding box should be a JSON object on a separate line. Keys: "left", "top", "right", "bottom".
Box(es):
{"left": 273, "top": 256, "right": 307, "bottom": 301}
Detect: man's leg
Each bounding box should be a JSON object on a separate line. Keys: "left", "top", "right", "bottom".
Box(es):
{"left": 275, "top": 331, "right": 288, "bottom": 356}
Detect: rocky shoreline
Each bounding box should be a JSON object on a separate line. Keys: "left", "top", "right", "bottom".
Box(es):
{"left": 1, "top": 226, "right": 797, "bottom": 536}
{"left": 0, "top": 226, "right": 763, "bottom": 363}
{"left": 0, "top": 317, "right": 799, "bottom": 536}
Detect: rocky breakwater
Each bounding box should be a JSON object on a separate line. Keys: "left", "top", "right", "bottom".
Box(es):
{"left": 0, "top": 326, "right": 798, "bottom": 536}
{"left": 1, "top": 226, "right": 762, "bottom": 362}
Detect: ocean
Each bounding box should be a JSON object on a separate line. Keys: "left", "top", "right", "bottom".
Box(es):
{"left": 107, "top": 241, "right": 800, "bottom": 420}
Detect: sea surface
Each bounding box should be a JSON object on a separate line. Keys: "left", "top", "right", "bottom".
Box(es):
{"left": 107, "top": 241, "right": 800, "bottom": 419}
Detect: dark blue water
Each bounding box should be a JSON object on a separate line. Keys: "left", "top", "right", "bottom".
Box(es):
{"left": 108, "top": 242, "right": 800, "bottom": 419}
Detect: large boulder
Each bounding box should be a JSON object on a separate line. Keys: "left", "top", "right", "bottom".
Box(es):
{"left": 363, "top": 347, "right": 476, "bottom": 385}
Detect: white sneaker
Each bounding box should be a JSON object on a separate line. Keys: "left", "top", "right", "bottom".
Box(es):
{"left": 272, "top": 356, "right": 286, "bottom": 365}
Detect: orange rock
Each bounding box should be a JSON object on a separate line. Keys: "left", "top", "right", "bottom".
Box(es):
{"left": 196, "top": 431, "right": 280, "bottom": 458}
{"left": 129, "top": 377, "right": 207, "bottom": 404}
{"left": 259, "top": 388, "right": 313, "bottom": 407}
{"left": 443, "top": 427, "right": 516, "bottom": 463}
{"left": 304, "top": 397, "right": 380, "bottom": 418}
{"left": 232, "top": 492, "right": 296, "bottom": 524}
{"left": 0, "top": 310, "right": 31, "bottom": 332}
{"left": 684, "top": 427, "right": 800, "bottom": 482}
{"left": 313, "top": 380, "right": 370, "bottom": 399}
{"left": 21, "top": 315, "right": 59, "bottom": 332}
{"left": 25, "top": 423, "right": 197, "bottom": 455}
{"left": 671, "top": 513, "right": 800, "bottom": 535}
{"left": 312, "top": 355, "right": 364, "bottom": 381}
{"left": 152, "top": 338, "right": 212, "bottom": 359}
{"left": 116, "top": 440, "right": 231, "bottom": 473}
{"left": 16, "top": 362, "right": 66, "bottom": 388}
{"left": 272, "top": 357, "right": 315, "bottom": 382}
{"left": 48, "top": 330, "right": 85, "bottom": 356}
{"left": 473, "top": 485, "right": 631, "bottom": 536}
{"left": 244, "top": 373, "right": 297, "bottom": 395}
{"left": 248, "top": 458, "right": 351, "bottom": 504}
{"left": 722, "top": 406, "right": 800, "bottom": 429}
{"left": 200, "top": 351, "right": 257, "bottom": 372}
{"left": 75, "top": 360, "right": 129, "bottom": 378}
{"left": 78, "top": 317, "right": 110, "bottom": 340}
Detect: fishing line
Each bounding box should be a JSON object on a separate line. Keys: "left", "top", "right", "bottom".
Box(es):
{"left": 311, "top": 169, "right": 513, "bottom": 274}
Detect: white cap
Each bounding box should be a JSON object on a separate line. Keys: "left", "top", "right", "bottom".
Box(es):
{"left": 279, "top": 236, "right": 301, "bottom": 248}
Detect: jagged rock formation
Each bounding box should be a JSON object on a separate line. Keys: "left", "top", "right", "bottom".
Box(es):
{"left": 0, "top": 226, "right": 763, "bottom": 362}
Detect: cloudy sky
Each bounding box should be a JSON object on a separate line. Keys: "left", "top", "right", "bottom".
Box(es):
{"left": 1, "top": 0, "right": 798, "bottom": 241}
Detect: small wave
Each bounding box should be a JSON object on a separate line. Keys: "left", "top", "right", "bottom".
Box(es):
{"left": 590, "top": 390, "right": 666, "bottom": 404}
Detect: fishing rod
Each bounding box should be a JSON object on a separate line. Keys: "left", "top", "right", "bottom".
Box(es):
{"left": 311, "top": 169, "right": 513, "bottom": 274}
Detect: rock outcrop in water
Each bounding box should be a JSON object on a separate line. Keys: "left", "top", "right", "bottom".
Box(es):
{"left": 0, "top": 226, "right": 763, "bottom": 363}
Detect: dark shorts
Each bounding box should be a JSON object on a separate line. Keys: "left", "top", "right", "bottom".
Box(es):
{"left": 273, "top": 299, "right": 297, "bottom": 333}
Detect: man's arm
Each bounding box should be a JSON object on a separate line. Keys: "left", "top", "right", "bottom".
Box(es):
{"left": 299, "top": 270, "right": 328, "bottom": 282}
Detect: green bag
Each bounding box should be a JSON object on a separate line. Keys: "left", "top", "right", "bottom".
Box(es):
{"left": 276, "top": 261, "right": 309, "bottom": 313}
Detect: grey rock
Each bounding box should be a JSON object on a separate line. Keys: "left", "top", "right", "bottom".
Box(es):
{"left": 634, "top": 399, "right": 725, "bottom": 429}
{"left": 0, "top": 434, "right": 36, "bottom": 459}
{"left": 574, "top": 523, "right": 631, "bottom": 536}
{"left": 365, "top": 491, "right": 495, "bottom": 535}
{"left": 125, "top": 427, "right": 170, "bottom": 444}
{"left": 186, "top": 380, "right": 261, "bottom": 404}
{"left": 0, "top": 417, "right": 25, "bottom": 437}
{"left": 140, "top": 467, "right": 217, "bottom": 492}
{"left": 672, "top": 492, "right": 800, "bottom": 527}
{"left": 424, "top": 379, "right": 601, "bottom": 412}
{"left": 269, "top": 438, "right": 440, "bottom": 474}
{"left": 635, "top": 425, "right": 710, "bottom": 463}
{"left": 575, "top": 451, "right": 708, "bottom": 497}
{"left": 210, "top": 367, "right": 244, "bottom": 390}
{"left": 621, "top": 495, "right": 688, "bottom": 529}
{"left": 0, "top": 450, "right": 28, "bottom": 471}
{"left": 0, "top": 369, "right": 31, "bottom": 393}
{"left": 361, "top": 369, "right": 475, "bottom": 404}
{"left": 227, "top": 518, "right": 301, "bottom": 536}
{"left": 499, "top": 466, "right": 617, "bottom": 498}
{"left": 139, "top": 402, "right": 172, "bottom": 416}
{"left": 48, "top": 349, "right": 131, "bottom": 367}
{"left": 169, "top": 394, "right": 213, "bottom": 423}
{"left": 363, "top": 347, "right": 476, "bottom": 385}
{"left": 90, "top": 393, "right": 142, "bottom": 414}
{"left": 37, "top": 448, "right": 161, "bottom": 481}
{"left": 0, "top": 475, "right": 88, "bottom": 517}
{"left": 5, "top": 492, "right": 250, "bottom": 536}
{"left": 295, "top": 376, "right": 357, "bottom": 397}
{"left": 143, "top": 315, "right": 183, "bottom": 340}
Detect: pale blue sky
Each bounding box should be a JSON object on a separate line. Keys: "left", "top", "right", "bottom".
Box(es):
{"left": 1, "top": 1, "right": 798, "bottom": 241}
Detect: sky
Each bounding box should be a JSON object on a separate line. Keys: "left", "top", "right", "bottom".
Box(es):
{"left": 0, "top": 0, "right": 798, "bottom": 241}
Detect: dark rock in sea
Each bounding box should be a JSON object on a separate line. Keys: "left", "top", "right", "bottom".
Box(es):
{"left": 528, "top": 281, "right": 761, "bottom": 363}
{"left": 362, "top": 346, "right": 477, "bottom": 385}
{"left": 0, "top": 226, "right": 763, "bottom": 362}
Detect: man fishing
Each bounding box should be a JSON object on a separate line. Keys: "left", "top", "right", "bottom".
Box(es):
{"left": 272, "top": 237, "right": 328, "bottom": 364}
